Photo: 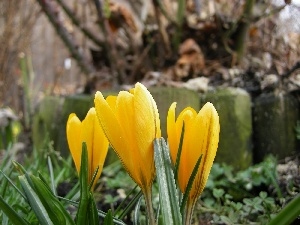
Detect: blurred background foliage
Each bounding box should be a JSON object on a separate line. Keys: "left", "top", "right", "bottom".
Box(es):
{"left": 1, "top": 0, "right": 300, "bottom": 112}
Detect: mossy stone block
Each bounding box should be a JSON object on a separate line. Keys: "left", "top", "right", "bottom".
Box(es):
{"left": 201, "top": 87, "right": 253, "bottom": 170}
{"left": 32, "top": 96, "right": 64, "bottom": 151}
{"left": 253, "top": 93, "right": 299, "bottom": 162}
{"left": 57, "top": 92, "right": 120, "bottom": 163}
{"left": 149, "top": 87, "right": 200, "bottom": 138}
{"left": 32, "top": 88, "right": 199, "bottom": 162}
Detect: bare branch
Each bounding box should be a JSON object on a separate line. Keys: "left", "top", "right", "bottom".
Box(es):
{"left": 36, "top": 0, "right": 94, "bottom": 74}
{"left": 55, "top": 0, "right": 104, "bottom": 48}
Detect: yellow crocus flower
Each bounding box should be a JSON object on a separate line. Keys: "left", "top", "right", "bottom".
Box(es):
{"left": 94, "top": 82, "right": 161, "bottom": 193}
{"left": 66, "top": 107, "right": 109, "bottom": 190}
{"left": 167, "top": 102, "right": 220, "bottom": 205}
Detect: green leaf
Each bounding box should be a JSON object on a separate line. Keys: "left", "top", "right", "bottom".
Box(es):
{"left": 0, "top": 169, "right": 26, "bottom": 199}
{"left": 220, "top": 215, "right": 234, "bottom": 225}
{"left": 0, "top": 195, "right": 30, "bottom": 225}
{"left": 76, "top": 142, "right": 89, "bottom": 224}
{"left": 213, "top": 188, "right": 225, "bottom": 199}
{"left": 174, "top": 123, "right": 185, "bottom": 181}
{"left": 88, "top": 193, "right": 100, "bottom": 225}
{"left": 29, "top": 174, "right": 75, "bottom": 225}
{"left": 47, "top": 156, "right": 57, "bottom": 195}
{"left": 117, "top": 189, "right": 142, "bottom": 220}
{"left": 13, "top": 161, "right": 27, "bottom": 175}
{"left": 89, "top": 166, "right": 99, "bottom": 191}
{"left": 133, "top": 196, "right": 142, "bottom": 225}
{"left": 96, "top": 209, "right": 126, "bottom": 225}
{"left": 103, "top": 209, "right": 114, "bottom": 225}
{"left": 0, "top": 168, "right": 11, "bottom": 197}
{"left": 114, "top": 185, "right": 142, "bottom": 218}
{"left": 268, "top": 194, "right": 300, "bottom": 225}
{"left": 19, "top": 175, "right": 54, "bottom": 225}
{"left": 154, "top": 138, "right": 182, "bottom": 225}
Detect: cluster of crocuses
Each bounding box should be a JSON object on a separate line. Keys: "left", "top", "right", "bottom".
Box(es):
{"left": 66, "top": 82, "right": 220, "bottom": 225}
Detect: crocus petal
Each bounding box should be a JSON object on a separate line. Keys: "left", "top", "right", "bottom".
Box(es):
{"left": 191, "top": 103, "right": 219, "bottom": 199}
{"left": 66, "top": 108, "right": 109, "bottom": 190}
{"left": 94, "top": 82, "right": 161, "bottom": 191}
{"left": 133, "top": 83, "right": 160, "bottom": 187}
{"left": 167, "top": 103, "right": 197, "bottom": 166}
{"left": 81, "top": 108, "right": 97, "bottom": 182}
{"left": 106, "top": 96, "right": 117, "bottom": 109}
{"left": 115, "top": 91, "right": 138, "bottom": 181}
{"left": 88, "top": 108, "right": 109, "bottom": 188}
{"left": 95, "top": 91, "right": 136, "bottom": 181}
{"left": 167, "top": 102, "right": 219, "bottom": 201}
{"left": 66, "top": 113, "right": 82, "bottom": 173}
{"left": 177, "top": 108, "right": 198, "bottom": 192}
{"left": 167, "top": 102, "right": 177, "bottom": 164}
{"left": 95, "top": 91, "right": 125, "bottom": 153}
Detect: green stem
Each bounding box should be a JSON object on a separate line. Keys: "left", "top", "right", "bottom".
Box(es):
{"left": 232, "top": 0, "right": 256, "bottom": 63}
{"left": 184, "top": 198, "right": 196, "bottom": 225}
{"left": 144, "top": 187, "right": 156, "bottom": 225}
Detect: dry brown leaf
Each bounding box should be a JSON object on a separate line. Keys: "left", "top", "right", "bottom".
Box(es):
{"left": 108, "top": 1, "right": 138, "bottom": 33}
{"left": 179, "top": 38, "right": 201, "bottom": 55}
{"left": 174, "top": 39, "right": 205, "bottom": 80}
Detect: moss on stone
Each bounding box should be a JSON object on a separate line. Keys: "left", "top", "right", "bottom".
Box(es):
{"left": 201, "top": 87, "right": 253, "bottom": 170}
{"left": 57, "top": 95, "right": 94, "bottom": 155}
{"left": 253, "top": 93, "right": 299, "bottom": 162}
{"left": 149, "top": 87, "right": 200, "bottom": 138}
{"left": 32, "top": 96, "right": 64, "bottom": 152}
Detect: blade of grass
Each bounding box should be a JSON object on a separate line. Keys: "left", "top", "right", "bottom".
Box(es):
{"left": 154, "top": 137, "right": 182, "bottom": 225}
{"left": 268, "top": 194, "right": 300, "bottom": 225}
{"left": 47, "top": 156, "right": 57, "bottom": 195}
{"left": 133, "top": 196, "right": 143, "bottom": 225}
{"left": 64, "top": 181, "right": 80, "bottom": 201}
{"left": 75, "top": 142, "right": 89, "bottom": 224}
{"left": 0, "top": 168, "right": 12, "bottom": 196}
{"left": 0, "top": 169, "right": 26, "bottom": 199}
{"left": 29, "top": 174, "right": 75, "bottom": 225}
{"left": 12, "top": 161, "right": 26, "bottom": 175}
{"left": 88, "top": 193, "right": 99, "bottom": 225}
{"left": 88, "top": 166, "right": 99, "bottom": 191}
{"left": 98, "top": 209, "right": 126, "bottom": 225}
{"left": 174, "top": 123, "right": 185, "bottom": 181}
{"left": 58, "top": 192, "right": 127, "bottom": 225}
{"left": 114, "top": 184, "right": 139, "bottom": 216}
{"left": 0, "top": 195, "right": 30, "bottom": 225}
{"left": 19, "top": 175, "right": 54, "bottom": 225}
{"left": 103, "top": 209, "right": 113, "bottom": 225}
{"left": 117, "top": 190, "right": 143, "bottom": 220}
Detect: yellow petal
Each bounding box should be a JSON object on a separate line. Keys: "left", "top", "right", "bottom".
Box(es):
{"left": 66, "top": 113, "right": 82, "bottom": 173}
{"left": 176, "top": 108, "right": 197, "bottom": 192}
{"left": 95, "top": 91, "right": 136, "bottom": 181}
{"left": 90, "top": 107, "right": 109, "bottom": 189}
{"left": 190, "top": 102, "right": 220, "bottom": 199}
{"left": 167, "top": 102, "right": 177, "bottom": 164}
{"left": 115, "top": 91, "right": 139, "bottom": 182}
{"left": 95, "top": 91, "right": 124, "bottom": 151}
{"left": 133, "top": 83, "right": 160, "bottom": 187}
{"left": 94, "top": 83, "right": 161, "bottom": 191}
{"left": 168, "top": 104, "right": 198, "bottom": 191}
{"left": 106, "top": 96, "right": 117, "bottom": 110}
{"left": 80, "top": 107, "right": 108, "bottom": 188}
{"left": 168, "top": 102, "right": 219, "bottom": 199}
{"left": 66, "top": 108, "right": 109, "bottom": 190}
{"left": 81, "top": 108, "right": 96, "bottom": 182}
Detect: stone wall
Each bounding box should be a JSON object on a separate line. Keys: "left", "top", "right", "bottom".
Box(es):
{"left": 32, "top": 87, "right": 300, "bottom": 170}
